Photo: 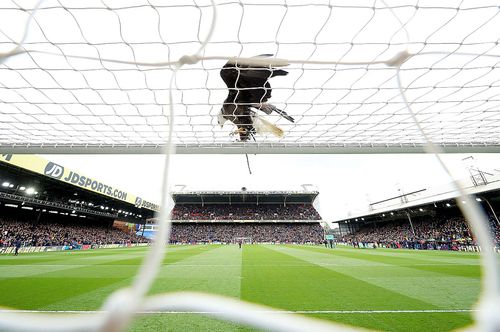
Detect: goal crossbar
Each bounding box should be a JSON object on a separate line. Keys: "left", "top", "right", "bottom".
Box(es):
{"left": 2, "top": 143, "right": 500, "bottom": 155}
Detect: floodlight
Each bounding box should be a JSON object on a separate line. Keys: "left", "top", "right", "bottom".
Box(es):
{"left": 25, "top": 187, "right": 36, "bottom": 195}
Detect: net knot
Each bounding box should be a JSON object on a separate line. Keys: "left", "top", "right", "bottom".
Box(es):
{"left": 101, "top": 288, "right": 138, "bottom": 332}
{"left": 475, "top": 295, "right": 500, "bottom": 331}
{"left": 385, "top": 50, "right": 412, "bottom": 67}
{"left": 179, "top": 55, "right": 200, "bottom": 65}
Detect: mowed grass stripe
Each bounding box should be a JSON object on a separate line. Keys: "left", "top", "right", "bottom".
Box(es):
{"left": 129, "top": 313, "right": 248, "bottom": 332}
{"left": 151, "top": 245, "right": 242, "bottom": 298}
{"left": 0, "top": 246, "right": 214, "bottom": 311}
{"left": 294, "top": 246, "right": 481, "bottom": 278}
{"left": 0, "top": 245, "right": 214, "bottom": 279}
{"left": 0, "top": 276, "right": 125, "bottom": 310}
{"left": 41, "top": 246, "right": 219, "bottom": 311}
{"left": 241, "top": 245, "right": 473, "bottom": 331}
{"left": 41, "top": 277, "right": 136, "bottom": 311}
{"left": 94, "top": 245, "right": 216, "bottom": 266}
{"left": 0, "top": 245, "right": 480, "bottom": 331}
{"left": 271, "top": 245, "right": 476, "bottom": 330}
{"left": 0, "top": 246, "right": 147, "bottom": 262}
{"left": 310, "top": 312, "right": 472, "bottom": 332}
{"left": 328, "top": 245, "right": 481, "bottom": 264}
{"left": 0, "top": 249, "right": 145, "bottom": 310}
{"left": 240, "top": 245, "right": 439, "bottom": 310}
{"left": 273, "top": 246, "right": 480, "bottom": 309}
{"left": 132, "top": 245, "right": 245, "bottom": 332}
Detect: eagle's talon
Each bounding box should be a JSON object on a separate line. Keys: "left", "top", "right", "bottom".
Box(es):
{"left": 232, "top": 128, "right": 247, "bottom": 136}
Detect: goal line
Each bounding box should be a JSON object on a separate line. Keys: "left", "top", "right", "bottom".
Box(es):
{"left": 0, "top": 309, "right": 477, "bottom": 315}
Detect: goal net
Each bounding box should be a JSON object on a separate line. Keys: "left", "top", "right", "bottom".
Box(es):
{"left": 0, "top": 1, "right": 499, "bottom": 332}
{"left": 234, "top": 237, "right": 252, "bottom": 244}
{"left": 0, "top": 0, "right": 499, "bottom": 154}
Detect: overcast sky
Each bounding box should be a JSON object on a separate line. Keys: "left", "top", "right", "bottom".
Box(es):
{"left": 44, "top": 153, "right": 500, "bottom": 222}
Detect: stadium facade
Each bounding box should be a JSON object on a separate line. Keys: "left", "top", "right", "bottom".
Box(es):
{"left": 1, "top": 155, "right": 326, "bottom": 249}
{"left": 334, "top": 175, "right": 500, "bottom": 251}
{"left": 140, "top": 190, "right": 326, "bottom": 243}
{"left": 0, "top": 154, "right": 157, "bottom": 253}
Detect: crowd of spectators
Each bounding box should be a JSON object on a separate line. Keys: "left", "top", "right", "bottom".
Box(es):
{"left": 171, "top": 204, "right": 321, "bottom": 221}
{"left": 0, "top": 217, "right": 148, "bottom": 247}
{"left": 170, "top": 222, "right": 324, "bottom": 244}
{"left": 342, "top": 214, "right": 500, "bottom": 250}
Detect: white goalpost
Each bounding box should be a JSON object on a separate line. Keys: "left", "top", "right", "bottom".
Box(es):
{"left": 0, "top": 0, "right": 499, "bottom": 331}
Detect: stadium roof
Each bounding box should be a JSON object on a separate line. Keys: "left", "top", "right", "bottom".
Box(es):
{"left": 171, "top": 190, "right": 319, "bottom": 205}
{"left": 334, "top": 177, "right": 500, "bottom": 225}
{"left": 0, "top": 154, "right": 158, "bottom": 222}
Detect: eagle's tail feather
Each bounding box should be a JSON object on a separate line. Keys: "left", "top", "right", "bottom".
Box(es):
{"left": 253, "top": 115, "right": 284, "bottom": 138}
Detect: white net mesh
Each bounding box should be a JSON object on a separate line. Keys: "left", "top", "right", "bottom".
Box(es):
{"left": 0, "top": 1, "right": 499, "bottom": 332}
{"left": 0, "top": 0, "right": 499, "bottom": 152}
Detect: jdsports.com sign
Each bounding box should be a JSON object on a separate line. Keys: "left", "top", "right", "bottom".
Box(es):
{"left": 63, "top": 171, "right": 128, "bottom": 200}
{"left": 44, "top": 162, "right": 64, "bottom": 179}
{"left": 135, "top": 196, "right": 160, "bottom": 211}
{"left": 0, "top": 154, "right": 158, "bottom": 211}
{"left": 43, "top": 161, "right": 127, "bottom": 200}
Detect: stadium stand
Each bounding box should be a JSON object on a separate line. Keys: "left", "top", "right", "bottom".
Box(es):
{"left": 171, "top": 203, "right": 321, "bottom": 221}
{"left": 170, "top": 223, "right": 324, "bottom": 244}
{"left": 0, "top": 155, "right": 155, "bottom": 253}
{"left": 0, "top": 217, "right": 148, "bottom": 247}
{"left": 145, "top": 190, "right": 325, "bottom": 244}
{"left": 334, "top": 174, "right": 500, "bottom": 252}
{"left": 338, "top": 202, "right": 500, "bottom": 251}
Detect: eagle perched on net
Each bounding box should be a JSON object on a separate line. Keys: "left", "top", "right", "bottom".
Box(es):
{"left": 218, "top": 54, "right": 294, "bottom": 141}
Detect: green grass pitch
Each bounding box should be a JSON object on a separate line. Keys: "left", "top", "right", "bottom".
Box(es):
{"left": 0, "top": 245, "right": 482, "bottom": 331}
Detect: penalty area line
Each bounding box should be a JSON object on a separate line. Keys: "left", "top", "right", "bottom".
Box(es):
{"left": 0, "top": 309, "right": 477, "bottom": 315}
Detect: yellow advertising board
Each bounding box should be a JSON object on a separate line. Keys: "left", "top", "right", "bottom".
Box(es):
{"left": 0, "top": 154, "right": 159, "bottom": 211}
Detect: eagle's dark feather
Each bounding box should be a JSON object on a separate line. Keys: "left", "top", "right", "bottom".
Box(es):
{"left": 219, "top": 55, "right": 294, "bottom": 141}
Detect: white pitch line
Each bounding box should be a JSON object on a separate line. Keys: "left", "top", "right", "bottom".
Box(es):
{"left": 0, "top": 309, "right": 477, "bottom": 315}
{"left": 10, "top": 263, "right": 475, "bottom": 268}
